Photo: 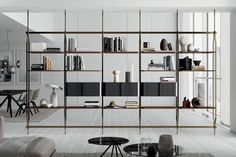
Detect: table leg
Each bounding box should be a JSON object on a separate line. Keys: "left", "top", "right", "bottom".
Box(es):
{"left": 115, "top": 145, "right": 119, "bottom": 157}
{"left": 111, "top": 145, "right": 114, "bottom": 157}
{"left": 117, "top": 145, "right": 123, "bottom": 157}
{"left": 7, "top": 96, "right": 12, "bottom": 117}
{"left": 100, "top": 144, "right": 112, "bottom": 157}
{"left": 0, "top": 96, "right": 8, "bottom": 108}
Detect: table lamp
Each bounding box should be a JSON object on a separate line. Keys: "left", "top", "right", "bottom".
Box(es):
{"left": 45, "top": 84, "right": 63, "bottom": 107}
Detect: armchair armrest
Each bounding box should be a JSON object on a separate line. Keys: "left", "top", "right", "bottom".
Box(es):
{"left": 0, "top": 116, "right": 4, "bottom": 139}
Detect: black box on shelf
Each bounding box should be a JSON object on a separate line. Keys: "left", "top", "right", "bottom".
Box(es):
{"left": 31, "top": 64, "right": 44, "bottom": 70}
{"left": 121, "top": 83, "right": 138, "bottom": 96}
{"left": 102, "top": 83, "right": 121, "bottom": 96}
{"left": 179, "top": 57, "right": 192, "bottom": 70}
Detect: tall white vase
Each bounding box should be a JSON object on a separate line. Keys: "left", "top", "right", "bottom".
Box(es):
{"left": 50, "top": 88, "right": 58, "bottom": 107}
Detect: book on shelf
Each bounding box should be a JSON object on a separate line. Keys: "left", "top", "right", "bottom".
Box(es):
{"left": 125, "top": 101, "right": 138, "bottom": 108}
{"left": 103, "top": 36, "right": 126, "bottom": 52}
{"left": 148, "top": 63, "right": 164, "bottom": 70}
{"left": 160, "top": 77, "right": 176, "bottom": 82}
{"left": 44, "top": 47, "right": 61, "bottom": 52}
{"left": 142, "top": 47, "right": 156, "bottom": 52}
{"left": 192, "top": 66, "right": 205, "bottom": 71}
{"left": 68, "top": 38, "right": 76, "bottom": 52}
{"left": 42, "top": 56, "right": 54, "bottom": 70}
{"left": 85, "top": 101, "right": 99, "bottom": 106}
{"left": 66, "top": 54, "right": 85, "bottom": 70}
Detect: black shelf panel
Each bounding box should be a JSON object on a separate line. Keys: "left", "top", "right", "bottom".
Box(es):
{"left": 66, "top": 82, "right": 100, "bottom": 96}
{"left": 141, "top": 82, "right": 176, "bottom": 96}
{"left": 102, "top": 82, "right": 138, "bottom": 96}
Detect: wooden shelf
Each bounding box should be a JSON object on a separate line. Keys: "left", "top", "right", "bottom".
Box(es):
{"left": 141, "top": 31, "right": 177, "bottom": 34}
{"left": 178, "top": 31, "right": 216, "bottom": 34}
{"left": 179, "top": 70, "right": 215, "bottom": 72}
{"left": 29, "top": 70, "right": 64, "bottom": 72}
{"left": 141, "top": 70, "right": 177, "bottom": 72}
{"left": 29, "top": 51, "right": 63, "bottom": 54}
{"left": 104, "top": 51, "right": 138, "bottom": 54}
{"left": 35, "top": 106, "right": 65, "bottom": 109}
{"left": 103, "top": 107, "right": 139, "bottom": 109}
{"left": 141, "top": 106, "right": 176, "bottom": 109}
{"left": 178, "top": 106, "right": 215, "bottom": 109}
{"left": 66, "top": 51, "right": 101, "bottom": 54}
{"left": 28, "top": 31, "right": 65, "bottom": 34}
{"left": 141, "top": 51, "right": 177, "bottom": 54}
{"left": 179, "top": 51, "right": 215, "bottom": 54}
{"left": 66, "top": 70, "right": 102, "bottom": 72}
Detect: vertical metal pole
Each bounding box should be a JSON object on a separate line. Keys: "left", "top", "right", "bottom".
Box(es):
{"left": 192, "top": 12, "right": 195, "bottom": 100}
{"left": 206, "top": 13, "right": 209, "bottom": 111}
{"left": 102, "top": 10, "right": 104, "bottom": 134}
{"left": 64, "top": 10, "right": 67, "bottom": 134}
{"left": 213, "top": 10, "right": 217, "bottom": 134}
{"left": 139, "top": 9, "right": 142, "bottom": 134}
{"left": 176, "top": 10, "right": 179, "bottom": 134}
{"left": 26, "top": 9, "right": 30, "bottom": 135}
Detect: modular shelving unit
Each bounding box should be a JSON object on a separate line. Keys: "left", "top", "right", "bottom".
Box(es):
{"left": 25, "top": 9, "right": 217, "bottom": 134}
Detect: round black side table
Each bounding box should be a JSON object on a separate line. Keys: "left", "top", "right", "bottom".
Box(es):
{"left": 88, "top": 136, "right": 129, "bottom": 157}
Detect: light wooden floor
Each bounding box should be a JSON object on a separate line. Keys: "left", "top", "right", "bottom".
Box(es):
{"left": 3, "top": 109, "right": 236, "bottom": 157}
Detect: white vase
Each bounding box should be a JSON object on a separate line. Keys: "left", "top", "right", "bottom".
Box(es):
{"left": 50, "top": 89, "right": 58, "bottom": 107}
{"left": 113, "top": 70, "right": 120, "bottom": 82}
{"left": 180, "top": 36, "right": 188, "bottom": 52}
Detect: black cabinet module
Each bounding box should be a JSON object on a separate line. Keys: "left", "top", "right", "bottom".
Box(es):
{"left": 103, "top": 83, "right": 138, "bottom": 96}
{"left": 141, "top": 83, "right": 159, "bottom": 96}
{"left": 66, "top": 82, "right": 100, "bottom": 96}
{"left": 121, "top": 83, "right": 138, "bottom": 96}
{"left": 159, "top": 83, "right": 176, "bottom": 96}
{"left": 102, "top": 83, "right": 121, "bottom": 96}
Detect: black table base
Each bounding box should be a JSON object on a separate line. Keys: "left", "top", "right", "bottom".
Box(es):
{"left": 0, "top": 95, "right": 21, "bottom": 117}
{"left": 100, "top": 144, "right": 124, "bottom": 157}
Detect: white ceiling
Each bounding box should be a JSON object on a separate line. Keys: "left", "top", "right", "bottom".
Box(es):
{"left": 0, "top": 0, "right": 236, "bottom": 11}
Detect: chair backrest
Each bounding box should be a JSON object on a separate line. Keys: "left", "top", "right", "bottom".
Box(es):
{"left": 32, "top": 89, "right": 40, "bottom": 101}
{"left": 21, "top": 90, "right": 34, "bottom": 103}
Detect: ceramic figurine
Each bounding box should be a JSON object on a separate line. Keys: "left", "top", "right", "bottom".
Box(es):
{"left": 160, "top": 39, "right": 168, "bottom": 51}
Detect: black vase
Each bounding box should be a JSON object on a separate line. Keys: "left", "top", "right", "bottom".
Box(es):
{"left": 160, "top": 39, "right": 168, "bottom": 51}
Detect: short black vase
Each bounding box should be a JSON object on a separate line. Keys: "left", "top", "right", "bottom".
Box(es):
{"left": 160, "top": 39, "right": 168, "bottom": 51}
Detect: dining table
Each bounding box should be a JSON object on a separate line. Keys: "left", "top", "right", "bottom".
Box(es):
{"left": 0, "top": 90, "right": 26, "bottom": 117}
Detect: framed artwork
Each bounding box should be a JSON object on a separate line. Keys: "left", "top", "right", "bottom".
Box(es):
{"left": 0, "top": 51, "right": 14, "bottom": 84}
{"left": 16, "top": 50, "right": 41, "bottom": 85}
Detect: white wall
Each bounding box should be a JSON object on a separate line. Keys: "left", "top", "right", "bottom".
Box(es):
{"left": 230, "top": 12, "right": 236, "bottom": 133}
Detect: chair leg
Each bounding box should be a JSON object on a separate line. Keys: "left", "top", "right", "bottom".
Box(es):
{"left": 15, "top": 103, "right": 25, "bottom": 117}
{"left": 31, "top": 101, "right": 39, "bottom": 114}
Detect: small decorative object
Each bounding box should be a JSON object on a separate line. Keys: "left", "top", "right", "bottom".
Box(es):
{"left": 47, "top": 103, "right": 53, "bottom": 108}
{"left": 179, "top": 36, "right": 188, "bottom": 52}
{"left": 45, "top": 84, "right": 63, "bottom": 107}
{"left": 108, "top": 100, "right": 117, "bottom": 108}
{"left": 194, "top": 48, "right": 200, "bottom": 52}
{"left": 191, "top": 97, "right": 202, "bottom": 107}
{"left": 193, "top": 60, "right": 201, "bottom": 66}
{"left": 143, "top": 42, "right": 150, "bottom": 48}
{"left": 158, "top": 134, "right": 174, "bottom": 157}
{"left": 148, "top": 60, "right": 164, "bottom": 70}
{"left": 183, "top": 97, "right": 190, "bottom": 108}
{"left": 179, "top": 56, "right": 192, "bottom": 70}
{"left": 187, "top": 44, "right": 195, "bottom": 52}
{"left": 147, "top": 145, "right": 157, "bottom": 157}
{"left": 125, "top": 62, "right": 133, "bottom": 82}
{"left": 141, "top": 137, "right": 152, "bottom": 152}
{"left": 112, "top": 70, "right": 120, "bottom": 82}
{"left": 160, "top": 39, "right": 168, "bottom": 51}
{"left": 163, "top": 55, "right": 175, "bottom": 70}
{"left": 168, "top": 43, "right": 172, "bottom": 51}
{"left": 40, "top": 99, "right": 48, "bottom": 107}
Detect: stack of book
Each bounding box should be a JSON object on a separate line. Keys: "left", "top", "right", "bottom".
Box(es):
{"left": 142, "top": 47, "right": 156, "bottom": 52}
{"left": 148, "top": 63, "right": 164, "bottom": 70}
{"left": 66, "top": 55, "right": 85, "bottom": 70}
{"left": 43, "top": 56, "right": 54, "bottom": 70}
{"left": 125, "top": 101, "right": 138, "bottom": 108}
{"left": 103, "top": 37, "right": 126, "bottom": 52}
{"left": 192, "top": 66, "right": 205, "bottom": 71}
{"left": 84, "top": 101, "right": 99, "bottom": 108}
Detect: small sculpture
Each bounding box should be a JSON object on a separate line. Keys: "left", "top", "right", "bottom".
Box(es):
{"left": 160, "top": 39, "right": 168, "bottom": 51}
{"left": 179, "top": 36, "right": 188, "bottom": 52}
{"left": 187, "top": 44, "right": 195, "bottom": 52}
{"left": 183, "top": 97, "right": 190, "bottom": 108}
{"left": 191, "top": 97, "right": 202, "bottom": 107}
{"left": 113, "top": 70, "right": 120, "bottom": 82}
